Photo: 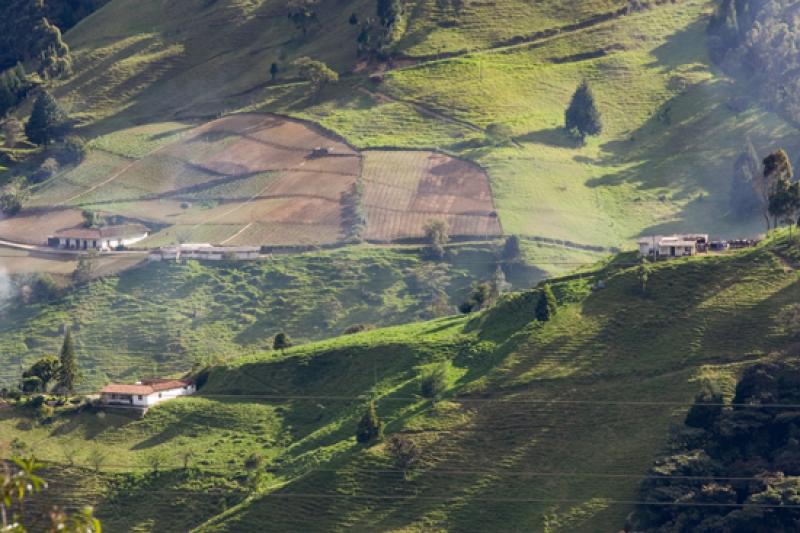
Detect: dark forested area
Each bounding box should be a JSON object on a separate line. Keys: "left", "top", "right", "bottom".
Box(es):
{"left": 0, "top": 0, "right": 107, "bottom": 75}
{"left": 628, "top": 361, "right": 800, "bottom": 532}
{"left": 709, "top": 0, "right": 800, "bottom": 124}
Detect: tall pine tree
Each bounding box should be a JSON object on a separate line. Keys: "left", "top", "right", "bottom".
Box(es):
{"left": 57, "top": 328, "right": 78, "bottom": 395}
{"left": 565, "top": 81, "right": 602, "bottom": 141}
{"left": 25, "top": 91, "right": 68, "bottom": 146}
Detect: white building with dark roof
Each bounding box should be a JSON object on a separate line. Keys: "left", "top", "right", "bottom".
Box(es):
{"left": 638, "top": 234, "right": 709, "bottom": 258}
{"left": 148, "top": 243, "right": 260, "bottom": 261}
{"left": 48, "top": 224, "right": 149, "bottom": 251}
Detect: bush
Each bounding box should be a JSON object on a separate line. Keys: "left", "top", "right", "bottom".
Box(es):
{"left": 58, "top": 136, "right": 86, "bottom": 164}
{"left": 485, "top": 123, "right": 513, "bottom": 146}
{"left": 28, "top": 157, "right": 59, "bottom": 184}
{"left": 387, "top": 434, "right": 421, "bottom": 475}
{"left": 0, "top": 185, "right": 25, "bottom": 215}
{"left": 343, "top": 323, "right": 376, "bottom": 335}
{"left": 356, "top": 402, "right": 383, "bottom": 444}
{"left": 420, "top": 362, "right": 448, "bottom": 399}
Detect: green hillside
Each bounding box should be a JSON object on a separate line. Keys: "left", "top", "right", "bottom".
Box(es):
{"left": 3, "top": 233, "right": 799, "bottom": 531}
{"left": 0, "top": 0, "right": 788, "bottom": 252}
{"left": 0, "top": 240, "right": 588, "bottom": 391}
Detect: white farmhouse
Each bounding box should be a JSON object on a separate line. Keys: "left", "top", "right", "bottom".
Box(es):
{"left": 49, "top": 224, "right": 149, "bottom": 251}
{"left": 637, "top": 234, "right": 709, "bottom": 258}
{"left": 148, "top": 243, "right": 260, "bottom": 261}
{"left": 100, "top": 378, "right": 195, "bottom": 409}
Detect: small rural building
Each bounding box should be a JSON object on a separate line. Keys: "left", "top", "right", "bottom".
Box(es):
{"left": 48, "top": 224, "right": 149, "bottom": 251}
{"left": 638, "top": 234, "right": 709, "bottom": 258}
{"left": 100, "top": 378, "right": 195, "bottom": 409}
{"left": 148, "top": 243, "right": 260, "bottom": 261}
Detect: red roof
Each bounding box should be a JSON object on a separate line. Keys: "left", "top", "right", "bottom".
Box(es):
{"left": 100, "top": 378, "right": 192, "bottom": 395}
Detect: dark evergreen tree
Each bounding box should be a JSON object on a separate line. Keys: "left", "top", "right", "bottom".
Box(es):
{"left": 273, "top": 332, "right": 293, "bottom": 352}
{"left": 269, "top": 62, "right": 279, "bottom": 82}
{"left": 565, "top": 81, "right": 602, "bottom": 141}
{"left": 57, "top": 328, "right": 78, "bottom": 394}
{"left": 535, "top": 284, "right": 557, "bottom": 322}
{"left": 502, "top": 235, "right": 522, "bottom": 262}
{"left": 376, "top": 0, "right": 400, "bottom": 27}
{"left": 356, "top": 402, "right": 383, "bottom": 443}
{"left": 25, "top": 91, "right": 69, "bottom": 146}
{"left": 349, "top": 12, "right": 359, "bottom": 25}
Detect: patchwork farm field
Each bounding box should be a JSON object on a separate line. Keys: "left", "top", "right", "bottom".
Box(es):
{"left": 363, "top": 151, "right": 501, "bottom": 241}
{"left": 2, "top": 114, "right": 505, "bottom": 247}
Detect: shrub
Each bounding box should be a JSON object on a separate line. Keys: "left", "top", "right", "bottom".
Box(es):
{"left": 485, "top": 123, "right": 513, "bottom": 146}
{"left": 29, "top": 157, "right": 59, "bottom": 183}
{"left": 356, "top": 402, "right": 383, "bottom": 444}
{"left": 535, "top": 284, "right": 557, "bottom": 321}
{"left": 0, "top": 184, "right": 25, "bottom": 215}
{"left": 420, "top": 362, "right": 448, "bottom": 399}
{"left": 387, "top": 434, "right": 421, "bottom": 476}
{"left": 59, "top": 135, "right": 86, "bottom": 164}
{"left": 423, "top": 219, "right": 449, "bottom": 260}
{"left": 343, "top": 323, "right": 376, "bottom": 335}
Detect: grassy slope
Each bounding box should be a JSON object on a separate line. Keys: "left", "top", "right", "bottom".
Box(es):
{"left": 6, "top": 0, "right": 788, "bottom": 251}
{"left": 0, "top": 241, "right": 581, "bottom": 391}
{"left": 3, "top": 233, "right": 800, "bottom": 531}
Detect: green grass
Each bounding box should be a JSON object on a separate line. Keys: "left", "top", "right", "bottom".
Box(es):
{"left": 4, "top": 232, "right": 800, "bottom": 531}
{"left": 0, "top": 242, "right": 554, "bottom": 391}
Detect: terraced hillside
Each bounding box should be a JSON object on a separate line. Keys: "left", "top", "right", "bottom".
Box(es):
{"left": 2, "top": 233, "right": 799, "bottom": 531}
{"left": 0, "top": 114, "right": 501, "bottom": 246}
{"left": 2, "top": 0, "right": 792, "bottom": 252}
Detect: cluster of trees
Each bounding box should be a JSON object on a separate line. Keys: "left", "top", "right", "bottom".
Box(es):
{"left": 0, "top": 0, "right": 73, "bottom": 78}
{"left": 354, "top": 0, "right": 405, "bottom": 58}
{"left": 19, "top": 329, "right": 79, "bottom": 395}
{"left": 0, "top": 92, "right": 74, "bottom": 216}
{"left": 292, "top": 56, "right": 338, "bottom": 100}
{"left": 0, "top": 64, "right": 31, "bottom": 118}
{"left": 459, "top": 266, "right": 510, "bottom": 313}
{"left": 730, "top": 145, "right": 800, "bottom": 233}
{"left": 627, "top": 360, "right": 800, "bottom": 531}
{"left": 708, "top": 0, "right": 800, "bottom": 123}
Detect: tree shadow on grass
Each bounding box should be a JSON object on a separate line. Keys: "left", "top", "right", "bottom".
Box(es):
{"left": 516, "top": 127, "right": 582, "bottom": 149}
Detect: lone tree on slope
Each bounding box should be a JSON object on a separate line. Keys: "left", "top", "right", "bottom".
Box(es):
{"left": 293, "top": 57, "right": 338, "bottom": 100}
{"left": 57, "top": 328, "right": 78, "bottom": 395}
{"left": 273, "top": 332, "right": 293, "bottom": 352}
{"left": 270, "top": 62, "right": 279, "bottom": 82}
{"left": 356, "top": 401, "right": 383, "bottom": 444}
{"left": 25, "top": 91, "right": 68, "bottom": 146}
{"left": 565, "top": 81, "right": 602, "bottom": 142}
{"left": 535, "top": 283, "right": 557, "bottom": 322}
{"left": 759, "top": 149, "right": 794, "bottom": 231}
{"left": 423, "top": 219, "right": 449, "bottom": 260}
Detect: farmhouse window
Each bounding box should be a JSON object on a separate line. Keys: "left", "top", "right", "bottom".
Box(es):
{"left": 138, "top": 395, "right": 143, "bottom": 400}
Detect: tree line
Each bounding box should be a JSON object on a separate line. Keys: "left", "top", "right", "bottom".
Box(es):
{"left": 708, "top": 0, "right": 800, "bottom": 124}
{"left": 628, "top": 360, "right": 800, "bottom": 531}
{"left": 729, "top": 142, "right": 800, "bottom": 233}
